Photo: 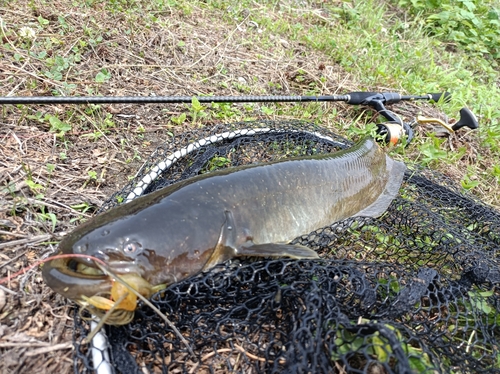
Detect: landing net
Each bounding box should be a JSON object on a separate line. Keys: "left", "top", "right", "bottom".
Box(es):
{"left": 73, "top": 120, "right": 500, "bottom": 374}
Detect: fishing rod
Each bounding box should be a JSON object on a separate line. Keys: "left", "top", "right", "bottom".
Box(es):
{"left": 0, "top": 91, "right": 447, "bottom": 105}
{"left": 0, "top": 91, "right": 478, "bottom": 144}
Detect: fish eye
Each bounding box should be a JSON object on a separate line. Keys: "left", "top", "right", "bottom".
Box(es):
{"left": 123, "top": 242, "right": 141, "bottom": 254}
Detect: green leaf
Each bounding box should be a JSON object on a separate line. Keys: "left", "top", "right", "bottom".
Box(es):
{"left": 47, "top": 212, "right": 57, "bottom": 232}
{"left": 487, "top": 10, "right": 499, "bottom": 20}
{"left": 26, "top": 179, "right": 44, "bottom": 191}
{"left": 88, "top": 170, "right": 98, "bottom": 180}
{"left": 261, "top": 106, "right": 275, "bottom": 115}
{"left": 461, "top": 1, "right": 476, "bottom": 12}
{"left": 171, "top": 112, "right": 187, "bottom": 125}
{"left": 45, "top": 70, "right": 63, "bottom": 81}
{"left": 48, "top": 116, "right": 71, "bottom": 132}
{"left": 468, "top": 290, "right": 494, "bottom": 315}
{"left": 37, "top": 15, "right": 49, "bottom": 26}
{"left": 372, "top": 334, "right": 389, "bottom": 362}
{"left": 461, "top": 175, "right": 479, "bottom": 190}
{"left": 191, "top": 97, "right": 203, "bottom": 112}
{"left": 95, "top": 69, "right": 111, "bottom": 82}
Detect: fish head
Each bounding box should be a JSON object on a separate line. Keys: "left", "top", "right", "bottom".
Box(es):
{"left": 67, "top": 218, "right": 153, "bottom": 276}
{"left": 42, "top": 212, "right": 159, "bottom": 310}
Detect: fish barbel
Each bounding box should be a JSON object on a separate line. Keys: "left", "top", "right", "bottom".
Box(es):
{"left": 42, "top": 137, "right": 405, "bottom": 324}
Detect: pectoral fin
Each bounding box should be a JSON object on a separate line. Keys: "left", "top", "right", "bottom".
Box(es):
{"left": 203, "top": 210, "right": 319, "bottom": 272}
{"left": 202, "top": 210, "right": 238, "bottom": 271}
{"left": 237, "top": 242, "right": 319, "bottom": 260}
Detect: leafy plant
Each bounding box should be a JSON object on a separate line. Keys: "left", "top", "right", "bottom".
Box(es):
{"left": 37, "top": 207, "right": 58, "bottom": 232}
{"left": 27, "top": 111, "right": 72, "bottom": 136}
{"left": 395, "top": 0, "right": 500, "bottom": 60}
{"left": 461, "top": 174, "right": 480, "bottom": 190}
{"left": 188, "top": 97, "right": 208, "bottom": 124}
{"left": 22, "top": 163, "right": 44, "bottom": 194}
{"left": 418, "top": 136, "right": 449, "bottom": 166}
{"left": 70, "top": 202, "right": 94, "bottom": 223}
{"left": 261, "top": 105, "right": 275, "bottom": 115}
{"left": 48, "top": 115, "right": 72, "bottom": 135}
{"left": 95, "top": 69, "right": 111, "bottom": 83}
{"left": 170, "top": 112, "right": 187, "bottom": 125}
{"left": 210, "top": 102, "right": 240, "bottom": 119}
{"left": 207, "top": 156, "right": 231, "bottom": 171}
{"left": 44, "top": 55, "right": 81, "bottom": 81}
{"left": 331, "top": 320, "right": 436, "bottom": 373}
{"left": 88, "top": 170, "right": 98, "bottom": 180}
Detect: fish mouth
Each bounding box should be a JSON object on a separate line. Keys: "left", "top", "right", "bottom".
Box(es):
{"left": 42, "top": 255, "right": 151, "bottom": 325}
{"left": 42, "top": 256, "right": 113, "bottom": 302}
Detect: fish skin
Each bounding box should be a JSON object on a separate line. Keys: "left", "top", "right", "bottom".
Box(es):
{"left": 42, "top": 137, "right": 405, "bottom": 301}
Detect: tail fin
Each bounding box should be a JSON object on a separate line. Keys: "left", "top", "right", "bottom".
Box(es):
{"left": 354, "top": 156, "right": 406, "bottom": 218}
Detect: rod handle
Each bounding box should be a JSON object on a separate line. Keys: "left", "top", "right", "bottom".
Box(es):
{"left": 428, "top": 92, "right": 451, "bottom": 103}
{"left": 346, "top": 91, "right": 451, "bottom": 105}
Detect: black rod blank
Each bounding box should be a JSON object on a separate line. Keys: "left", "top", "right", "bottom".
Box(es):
{"left": 0, "top": 95, "right": 348, "bottom": 105}
{"left": 0, "top": 92, "right": 448, "bottom": 105}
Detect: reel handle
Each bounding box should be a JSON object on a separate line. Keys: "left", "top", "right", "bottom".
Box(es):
{"left": 451, "top": 108, "right": 479, "bottom": 131}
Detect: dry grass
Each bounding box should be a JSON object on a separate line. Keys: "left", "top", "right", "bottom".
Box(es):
{"left": 0, "top": 0, "right": 491, "bottom": 373}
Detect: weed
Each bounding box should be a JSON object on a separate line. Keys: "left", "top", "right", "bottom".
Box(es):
{"left": 37, "top": 207, "right": 58, "bottom": 232}
{"left": 70, "top": 202, "right": 93, "bottom": 223}
{"left": 210, "top": 103, "right": 240, "bottom": 120}
{"left": 188, "top": 97, "right": 208, "bottom": 124}
{"left": 26, "top": 112, "right": 72, "bottom": 137}
{"left": 170, "top": 112, "right": 187, "bottom": 125}
{"left": 492, "top": 165, "right": 500, "bottom": 183}
{"left": 395, "top": 0, "right": 500, "bottom": 61}
{"left": 461, "top": 174, "right": 480, "bottom": 190}
{"left": 206, "top": 156, "right": 231, "bottom": 171}
{"left": 331, "top": 319, "right": 436, "bottom": 373}
{"left": 418, "top": 136, "right": 449, "bottom": 166}
{"left": 95, "top": 69, "right": 111, "bottom": 83}
{"left": 88, "top": 170, "right": 98, "bottom": 180}
{"left": 22, "top": 163, "right": 44, "bottom": 194}
{"left": 48, "top": 115, "right": 72, "bottom": 136}
{"left": 261, "top": 106, "right": 275, "bottom": 116}
{"left": 80, "top": 111, "right": 116, "bottom": 140}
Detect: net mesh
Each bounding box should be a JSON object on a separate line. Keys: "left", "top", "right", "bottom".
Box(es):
{"left": 72, "top": 120, "right": 500, "bottom": 374}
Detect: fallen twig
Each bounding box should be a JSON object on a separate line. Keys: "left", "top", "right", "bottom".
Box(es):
{"left": 0, "top": 234, "right": 51, "bottom": 250}
{"left": 0, "top": 284, "right": 17, "bottom": 295}
{"left": 24, "top": 342, "right": 73, "bottom": 356}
